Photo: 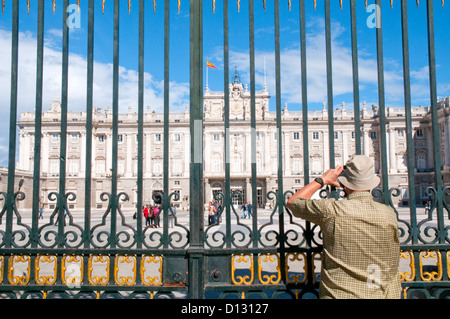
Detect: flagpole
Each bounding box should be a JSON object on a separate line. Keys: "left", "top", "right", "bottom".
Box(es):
{"left": 206, "top": 63, "right": 209, "bottom": 90}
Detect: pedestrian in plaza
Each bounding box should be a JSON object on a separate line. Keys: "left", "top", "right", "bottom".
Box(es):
{"left": 287, "top": 155, "right": 401, "bottom": 299}
{"left": 424, "top": 202, "right": 429, "bottom": 215}
{"left": 39, "top": 205, "right": 44, "bottom": 219}
{"left": 143, "top": 205, "right": 150, "bottom": 227}
{"left": 247, "top": 202, "right": 252, "bottom": 218}
{"left": 241, "top": 203, "right": 247, "bottom": 219}
{"left": 208, "top": 201, "right": 217, "bottom": 225}
{"left": 153, "top": 204, "right": 161, "bottom": 228}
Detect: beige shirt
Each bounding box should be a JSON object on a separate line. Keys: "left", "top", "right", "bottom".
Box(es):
{"left": 290, "top": 192, "right": 401, "bottom": 299}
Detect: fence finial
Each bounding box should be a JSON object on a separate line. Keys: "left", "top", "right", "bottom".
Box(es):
{"left": 27, "top": 0, "right": 30, "bottom": 14}
{"left": 128, "top": 0, "right": 131, "bottom": 14}
{"left": 237, "top": 0, "right": 240, "bottom": 12}
{"left": 153, "top": 0, "right": 156, "bottom": 14}
{"left": 340, "top": 0, "right": 343, "bottom": 10}
{"left": 212, "top": 0, "right": 216, "bottom": 13}
{"left": 78, "top": 0, "right": 80, "bottom": 13}
{"left": 53, "top": 0, "right": 56, "bottom": 14}
{"left": 102, "top": 0, "right": 105, "bottom": 14}
{"left": 178, "top": 0, "right": 181, "bottom": 14}
{"left": 314, "top": 0, "right": 316, "bottom": 11}
{"left": 390, "top": 0, "right": 393, "bottom": 8}
{"left": 1, "top": 0, "right": 4, "bottom": 14}
{"left": 263, "top": 0, "right": 266, "bottom": 11}
{"left": 289, "top": 0, "right": 291, "bottom": 11}
{"left": 365, "top": 0, "right": 368, "bottom": 10}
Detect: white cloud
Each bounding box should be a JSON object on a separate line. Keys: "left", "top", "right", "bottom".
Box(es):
{"left": 0, "top": 27, "right": 190, "bottom": 166}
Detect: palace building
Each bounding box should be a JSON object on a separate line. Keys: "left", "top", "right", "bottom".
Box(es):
{"left": 12, "top": 74, "right": 450, "bottom": 211}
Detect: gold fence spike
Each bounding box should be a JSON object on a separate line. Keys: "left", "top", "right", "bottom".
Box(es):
{"left": 77, "top": 0, "right": 80, "bottom": 13}
{"left": 102, "top": 0, "right": 105, "bottom": 14}
{"left": 53, "top": 0, "right": 56, "bottom": 14}
{"left": 390, "top": 0, "right": 393, "bottom": 8}
{"left": 213, "top": 0, "right": 216, "bottom": 14}
{"left": 365, "top": 0, "right": 368, "bottom": 10}
{"left": 237, "top": 0, "right": 240, "bottom": 12}
{"left": 27, "top": 0, "right": 30, "bottom": 14}
{"left": 1, "top": 0, "right": 4, "bottom": 14}
{"left": 340, "top": 0, "right": 342, "bottom": 10}
{"left": 442, "top": 0, "right": 444, "bottom": 7}
{"left": 178, "top": 0, "right": 181, "bottom": 14}
{"left": 314, "top": 0, "right": 316, "bottom": 11}
{"left": 153, "top": 0, "right": 156, "bottom": 14}
{"left": 289, "top": 0, "right": 291, "bottom": 11}
{"left": 416, "top": 0, "right": 419, "bottom": 7}
{"left": 128, "top": 0, "right": 131, "bottom": 14}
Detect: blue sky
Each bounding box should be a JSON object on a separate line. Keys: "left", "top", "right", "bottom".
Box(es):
{"left": 0, "top": 0, "right": 449, "bottom": 165}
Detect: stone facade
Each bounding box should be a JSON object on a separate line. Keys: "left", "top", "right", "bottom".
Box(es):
{"left": 11, "top": 78, "right": 450, "bottom": 210}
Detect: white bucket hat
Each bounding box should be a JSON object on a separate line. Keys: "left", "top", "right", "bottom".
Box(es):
{"left": 338, "top": 155, "right": 380, "bottom": 191}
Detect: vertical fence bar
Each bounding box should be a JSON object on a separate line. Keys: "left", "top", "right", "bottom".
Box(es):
{"left": 2, "top": 0, "right": 19, "bottom": 288}
{"left": 375, "top": 0, "right": 389, "bottom": 204}
{"left": 349, "top": 0, "right": 361, "bottom": 155}
{"left": 162, "top": 0, "right": 170, "bottom": 248}
{"left": 32, "top": 0, "right": 45, "bottom": 249}
{"left": 299, "top": 0, "right": 317, "bottom": 297}
{"left": 4, "top": 0, "right": 19, "bottom": 253}
{"left": 274, "top": 0, "right": 286, "bottom": 284}
{"left": 248, "top": 0, "right": 257, "bottom": 245}
{"left": 57, "top": 0, "right": 70, "bottom": 246}
{"left": 83, "top": 0, "right": 95, "bottom": 288}
{"left": 135, "top": 0, "right": 145, "bottom": 286}
{"left": 223, "top": 0, "right": 232, "bottom": 248}
{"left": 324, "top": 0, "right": 337, "bottom": 202}
{"left": 110, "top": 0, "right": 120, "bottom": 251}
{"left": 299, "top": 0, "right": 309, "bottom": 186}
{"left": 400, "top": 0, "right": 418, "bottom": 244}
{"left": 84, "top": 0, "right": 95, "bottom": 250}
{"left": 426, "top": 0, "right": 446, "bottom": 246}
{"left": 137, "top": 0, "right": 145, "bottom": 249}
{"left": 248, "top": 0, "right": 260, "bottom": 286}
{"left": 189, "top": 0, "right": 205, "bottom": 299}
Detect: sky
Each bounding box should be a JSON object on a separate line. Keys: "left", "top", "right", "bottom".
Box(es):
{"left": 0, "top": 0, "right": 449, "bottom": 166}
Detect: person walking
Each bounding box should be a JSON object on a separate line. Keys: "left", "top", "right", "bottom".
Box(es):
{"left": 39, "top": 205, "right": 44, "bottom": 220}
{"left": 143, "top": 205, "right": 150, "bottom": 227}
{"left": 287, "top": 155, "right": 401, "bottom": 299}
{"left": 241, "top": 203, "right": 247, "bottom": 219}
{"left": 247, "top": 202, "right": 252, "bottom": 218}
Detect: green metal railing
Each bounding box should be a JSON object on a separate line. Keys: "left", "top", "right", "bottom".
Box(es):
{"left": 0, "top": 0, "right": 449, "bottom": 299}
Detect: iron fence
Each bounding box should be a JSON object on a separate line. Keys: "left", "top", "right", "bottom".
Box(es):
{"left": 0, "top": 0, "right": 449, "bottom": 299}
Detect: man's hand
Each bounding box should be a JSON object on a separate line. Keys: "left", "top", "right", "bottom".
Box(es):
{"left": 321, "top": 165, "right": 344, "bottom": 188}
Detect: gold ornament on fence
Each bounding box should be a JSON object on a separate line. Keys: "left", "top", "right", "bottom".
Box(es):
{"left": 314, "top": 0, "right": 316, "bottom": 11}
{"left": 237, "top": 0, "right": 240, "bottom": 12}
{"left": 340, "top": 0, "right": 342, "bottom": 10}
{"left": 153, "top": 0, "right": 156, "bottom": 14}
{"left": 53, "top": 0, "right": 56, "bottom": 14}
{"left": 2, "top": 0, "right": 4, "bottom": 15}
{"left": 128, "top": 0, "right": 131, "bottom": 14}
{"left": 365, "top": 0, "right": 368, "bottom": 10}
{"left": 27, "top": 0, "right": 30, "bottom": 14}
{"left": 102, "top": 0, "right": 105, "bottom": 14}
{"left": 289, "top": 0, "right": 291, "bottom": 11}
{"left": 263, "top": 0, "right": 266, "bottom": 11}
{"left": 390, "top": 0, "right": 393, "bottom": 8}
{"left": 78, "top": 0, "right": 80, "bottom": 13}
{"left": 178, "top": 0, "right": 181, "bottom": 14}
